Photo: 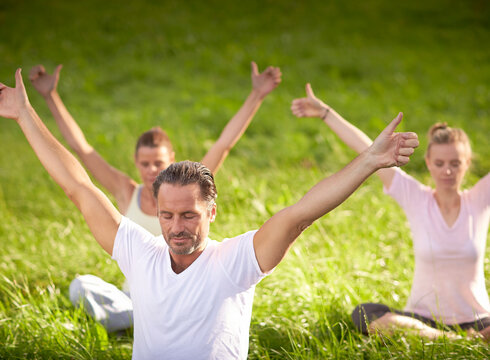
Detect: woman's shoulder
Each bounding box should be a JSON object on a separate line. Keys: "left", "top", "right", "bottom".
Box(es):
{"left": 392, "top": 168, "right": 433, "bottom": 193}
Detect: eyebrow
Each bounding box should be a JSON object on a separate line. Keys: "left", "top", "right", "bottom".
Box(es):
{"left": 158, "top": 210, "right": 198, "bottom": 215}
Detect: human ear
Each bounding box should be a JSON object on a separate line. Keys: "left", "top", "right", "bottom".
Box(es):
{"left": 209, "top": 204, "right": 217, "bottom": 223}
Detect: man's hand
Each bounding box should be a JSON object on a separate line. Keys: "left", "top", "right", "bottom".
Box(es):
{"left": 0, "top": 69, "right": 30, "bottom": 120}
{"left": 251, "top": 61, "right": 282, "bottom": 99}
{"left": 291, "top": 83, "right": 329, "bottom": 119}
{"left": 29, "top": 64, "right": 62, "bottom": 98}
{"left": 368, "top": 113, "right": 419, "bottom": 168}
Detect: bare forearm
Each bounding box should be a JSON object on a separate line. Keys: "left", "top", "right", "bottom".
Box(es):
{"left": 323, "top": 108, "right": 373, "bottom": 154}
{"left": 254, "top": 110, "right": 417, "bottom": 272}
{"left": 16, "top": 104, "right": 120, "bottom": 253}
{"left": 43, "top": 91, "right": 127, "bottom": 194}
{"left": 295, "top": 150, "right": 376, "bottom": 225}
{"left": 254, "top": 150, "right": 378, "bottom": 272}
{"left": 44, "top": 91, "right": 93, "bottom": 155}
{"left": 201, "top": 89, "right": 263, "bottom": 174}
{"left": 17, "top": 105, "right": 93, "bottom": 197}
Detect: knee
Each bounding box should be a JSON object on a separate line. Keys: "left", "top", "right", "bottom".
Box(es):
{"left": 69, "top": 277, "right": 84, "bottom": 305}
{"left": 69, "top": 274, "right": 96, "bottom": 305}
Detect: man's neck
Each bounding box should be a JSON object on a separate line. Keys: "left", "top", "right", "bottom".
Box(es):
{"left": 169, "top": 247, "right": 206, "bottom": 274}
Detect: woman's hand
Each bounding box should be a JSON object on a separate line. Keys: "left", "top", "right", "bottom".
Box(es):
{"left": 29, "top": 64, "right": 62, "bottom": 98}
{"left": 251, "top": 61, "right": 282, "bottom": 99}
{"left": 291, "top": 83, "right": 329, "bottom": 119}
{"left": 0, "top": 69, "right": 31, "bottom": 120}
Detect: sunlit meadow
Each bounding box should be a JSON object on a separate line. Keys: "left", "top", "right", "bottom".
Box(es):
{"left": 0, "top": 0, "right": 489, "bottom": 358}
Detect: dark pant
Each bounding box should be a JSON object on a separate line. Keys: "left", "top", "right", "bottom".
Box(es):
{"left": 351, "top": 303, "right": 490, "bottom": 335}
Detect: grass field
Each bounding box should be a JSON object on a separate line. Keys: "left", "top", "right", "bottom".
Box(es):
{"left": 0, "top": 0, "right": 489, "bottom": 358}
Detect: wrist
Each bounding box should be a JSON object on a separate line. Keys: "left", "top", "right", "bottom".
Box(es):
{"left": 17, "top": 103, "right": 35, "bottom": 122}
{"left": 43, "top": 89, "right": 58, "bottom": 101}
{"left": 250, "top": 88, "right": 267, "bottom": 101}
{"left": 320, "top": 106, "right": 330, "bottom": 121}
{"left": 363, "top": 145, "right": 384, "bottom": 171}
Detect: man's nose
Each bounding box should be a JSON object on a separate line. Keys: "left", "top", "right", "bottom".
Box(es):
{"left": 171, "top": 218, "right": 185, "bottom": 233}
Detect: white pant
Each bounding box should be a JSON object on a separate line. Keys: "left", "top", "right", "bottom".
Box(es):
{"left": 69, "top": 274, "right": 133, "bottom": 332}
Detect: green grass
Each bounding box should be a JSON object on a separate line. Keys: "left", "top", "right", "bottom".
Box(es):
{"left": 1, "top": 0, "right": 489, "bottom": 358}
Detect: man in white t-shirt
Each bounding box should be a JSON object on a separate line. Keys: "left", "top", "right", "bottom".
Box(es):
{"left": 0, "top": 69, "right": 419, "bottom": 359}
{"left": 112, "top": 162, "right": 269, "bottom": 358}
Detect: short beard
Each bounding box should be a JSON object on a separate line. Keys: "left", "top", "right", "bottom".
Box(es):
{"left": 166, "top": 231, "right": 201, "bottom": 255}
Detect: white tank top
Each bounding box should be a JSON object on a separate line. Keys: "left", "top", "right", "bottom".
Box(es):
{"left": 124, "top": 185, "right": 161, "bottom": 236}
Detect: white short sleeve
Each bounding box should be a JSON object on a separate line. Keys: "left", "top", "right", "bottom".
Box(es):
{"left": 112, "top": 216, "right": 160, "bottom": 281}
{"left": 215, "top": 230, "right": 269, "bottom": 290}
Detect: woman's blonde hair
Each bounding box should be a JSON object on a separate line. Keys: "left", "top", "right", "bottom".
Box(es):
{"left": 426, "top": 122, "right": 471, "bottom": 159}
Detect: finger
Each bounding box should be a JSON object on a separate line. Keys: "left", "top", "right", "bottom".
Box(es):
{"left": 251, "top": 61, "right": 259, "bottom": 76}
{"left": 291, "top": 105, "right": 302, "bottom": 114}
{"left": 383, "top": 112, "right": 403, "bottom": 135}
{"left": 291, "top": 99, "right": 304, "bottom": 108}
{"left": 291, "top": 109, "right": 303, "bottom": 117}
{"left": 398, "top": 147, "right": 415, "bottom": 157}
{"left": 273, "top": 69, "right": 282, "bottom": 77}
{"left": 0, "top": 82, "right": 7, "bottom": 90}
{"left": 396, "top": 155, "right": 410, "bottom": 166}
{"left": 402, "top": 132, "right": 418, "bottom": 140}
{"left": 290, "top": 103, "right": 301, "bottom": 115}
{"left": 54, "top": 64, "right": 63, "bottom": 78}
{"left": 15, "top": 68, "right": 26, "bottom": 91}
{"left": 29, "top": 64, "right": 45, "bottom": 80}
{"left": 402, "top": 138, "right": 419, "bottom": 148}
{"left": 306, "top": 83, "right": 315, "bottom": 98}
{"left": 291, "top": 107, "right": 305, "bottom": 117}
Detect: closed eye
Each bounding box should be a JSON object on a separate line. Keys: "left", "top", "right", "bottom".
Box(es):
{"left": 159, "top": 213, "right": 172, "bottom": 220}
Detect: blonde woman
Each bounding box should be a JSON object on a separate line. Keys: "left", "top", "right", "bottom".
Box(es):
{"left": 292, "top": 84, "right": 490, "bottom": 340}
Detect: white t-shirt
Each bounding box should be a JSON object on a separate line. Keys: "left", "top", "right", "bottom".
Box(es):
{"left": 385, "top": 169, "right": 490, "bottom": 324}
{"left": 112, "top": 216, "right": 268, "bottom": 360}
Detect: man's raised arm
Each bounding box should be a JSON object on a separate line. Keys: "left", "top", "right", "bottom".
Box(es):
{"left": 29, "top": 65, "right": 135, "bottom": 208}
{"left": 0, "top": 69, "right": 121, "bottom": 254}
{"left": 253, "top": 113, "right": 419, "bottom": 272}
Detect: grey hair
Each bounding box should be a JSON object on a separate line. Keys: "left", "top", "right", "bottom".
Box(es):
{"left": 153, "top": 161, "right": 217, "bottom": 204}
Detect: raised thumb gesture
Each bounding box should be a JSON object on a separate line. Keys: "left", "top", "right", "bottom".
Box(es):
{"left": 291, "top": 83, "right": 330, "bottom": 119}
{"left": 368, "top": 113, "right": 419, "bottom": 168}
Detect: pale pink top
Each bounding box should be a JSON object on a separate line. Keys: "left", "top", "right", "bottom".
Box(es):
{"left": 385, "top": 169, "right": 490, "bottom": 324}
